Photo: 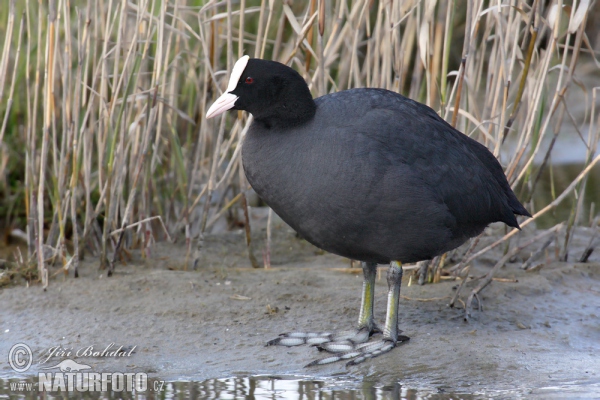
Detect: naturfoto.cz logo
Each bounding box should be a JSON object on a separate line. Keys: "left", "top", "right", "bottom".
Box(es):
{"left": 7, "top": 343, "right": 163, "bottom": 393}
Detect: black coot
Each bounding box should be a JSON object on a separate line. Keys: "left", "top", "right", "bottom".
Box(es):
{"left": 207, "top": 56, "right": 530, "bottom": 367}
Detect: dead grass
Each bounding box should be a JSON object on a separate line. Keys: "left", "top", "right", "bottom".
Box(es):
{"left": 0, "top": 0, "right": 598, "bottom": 287}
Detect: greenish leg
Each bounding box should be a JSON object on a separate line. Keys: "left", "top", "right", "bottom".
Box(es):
{"left": 277, "top": 260, "right": 408, "bottom": 367}
{"left": 357, "top": 262, "right": 378, "bottom": 332}
{"left": 383, "top": 261, "right": 403, "bottom": 341}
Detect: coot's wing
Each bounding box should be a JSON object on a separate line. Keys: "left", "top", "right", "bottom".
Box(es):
{"left": 318, "top": 89, "right": 520, "bottom": 237}
{"left": 383, "top": 93, "right": 530, "bottom": 226}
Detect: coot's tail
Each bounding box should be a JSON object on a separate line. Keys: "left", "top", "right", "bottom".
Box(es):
{"left": 510, "top": 198, "right": 531, "bottom": 218}
{"left": 502, "top": 191, "right": 531, "bottom": 230}
{"left": 465, "top": 135, "right": 532, "bottom": 228}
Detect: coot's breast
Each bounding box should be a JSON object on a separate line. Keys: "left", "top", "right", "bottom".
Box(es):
{"left": 242, "top": 89, "right": 510, "bottom": 264}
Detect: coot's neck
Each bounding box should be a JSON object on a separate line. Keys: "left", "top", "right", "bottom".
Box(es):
{"left": 253, "top": 84, "right": 317, "bottom": 130}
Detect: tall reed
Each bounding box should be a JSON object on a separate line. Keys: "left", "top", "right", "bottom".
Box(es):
{"left": 0, "top": 0, "right": 597, "bottom": 286}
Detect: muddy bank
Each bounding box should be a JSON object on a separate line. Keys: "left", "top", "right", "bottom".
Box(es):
{"left": 1, "top": 214, "right": 599, "bottom": 395}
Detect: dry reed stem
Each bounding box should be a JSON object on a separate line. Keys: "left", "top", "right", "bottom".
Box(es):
{"left": 464, "top": 223, "right": 563, "bottom": 320}
{"left": 0, "top": 7, "right": 22, "bottom": 148}
{"left": 0, "top": 0, "right": 16, "bottom": 104}
{"left": 0, "top": 0, "right": 596, "bottom": 286}
{"left": 464, "top": 155, "right": 600, "bottom": 265}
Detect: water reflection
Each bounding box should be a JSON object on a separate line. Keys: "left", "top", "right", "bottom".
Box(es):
{"left": 4, "top": 374, "right": 600, "bottom": 399}
{"left": 169, "top": 376, "right": 413, "bottom": 400}
{"left": 1, "top": 375, "right": 477, "bottom": 399}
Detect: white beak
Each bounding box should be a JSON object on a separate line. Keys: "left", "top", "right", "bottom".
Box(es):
{"left": 206, "top": 55, "right": 250, "bottom": 119}
{"left": 206, "top": 93, "right": 238, "bottom": 119}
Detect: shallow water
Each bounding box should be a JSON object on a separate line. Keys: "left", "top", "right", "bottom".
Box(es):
{"left": 4, "top": 374, "right": 600, "bottom": 399}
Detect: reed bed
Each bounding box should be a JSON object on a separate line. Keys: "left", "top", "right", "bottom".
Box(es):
{"left": 0, "top": 0, "right": 598, "bottom": 288}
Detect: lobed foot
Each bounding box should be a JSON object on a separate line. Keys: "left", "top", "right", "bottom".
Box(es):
{"left": 266, "top": 261, "right": 407, "bottom": 367}
{"left": 266, "top": 326, "right": 409, "bottom": 367}
{"left": 307, "top": 334, "right": 409, "bottom": 367}
{"left": 266, "top": 326, "right": 377, "bottom": 348}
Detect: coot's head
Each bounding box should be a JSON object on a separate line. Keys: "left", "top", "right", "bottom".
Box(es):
{"left": 206, "top": 57, "right": 316, "bottom": 128}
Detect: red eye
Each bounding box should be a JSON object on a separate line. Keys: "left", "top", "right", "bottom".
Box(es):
{"left": 245, "top": 77, "right": 254, "bottom": 84}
